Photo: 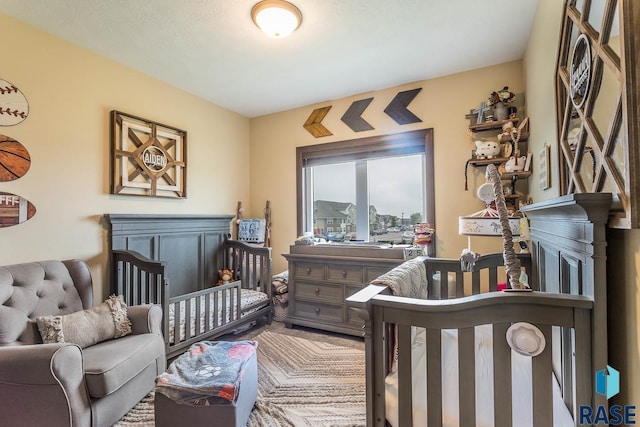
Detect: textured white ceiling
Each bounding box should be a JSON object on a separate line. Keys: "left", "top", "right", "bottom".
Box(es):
{"left": 0, "top": 0, "right": 539, "bottom": 118}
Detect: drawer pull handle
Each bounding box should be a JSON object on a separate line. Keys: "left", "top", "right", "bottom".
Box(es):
{"left": 306, "top": 268, "right": 312, "bottom": 274}
{"left": 315, "top": 307, "right": 320, "bottom": 314}
{"left": 342, "top": 271, "right": 347, "bottom": 278}
{"left": 315, "top": 288, "right": 320, "bottom": 295}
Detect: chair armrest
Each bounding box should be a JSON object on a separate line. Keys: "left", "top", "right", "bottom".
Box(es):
{"left": 0, "top": 344, "right": 91, "bottom": 427}
{"left": 128, "top": 304, "right": 163, "bottom": 335}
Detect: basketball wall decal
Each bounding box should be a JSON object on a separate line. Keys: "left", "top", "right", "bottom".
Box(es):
{"left": 0, "top": 79, "right": 29, "bottom": 126}
{"left": 0, "top": 135, "right": 31, "bottom": 181}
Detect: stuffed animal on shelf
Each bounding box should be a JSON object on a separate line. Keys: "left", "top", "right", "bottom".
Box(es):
{"left": 217, "top": 269, "right": 234, "bottom": 285}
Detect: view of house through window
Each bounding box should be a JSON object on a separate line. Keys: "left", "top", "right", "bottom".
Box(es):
{"left": 307, "top": 153, "right": 425, "bottom": 244}
{"left": 296, "top": 129, "right": 434, "bottom": 251}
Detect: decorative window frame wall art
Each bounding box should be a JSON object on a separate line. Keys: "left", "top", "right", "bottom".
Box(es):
{"left": 555, "top": 0, "right": 640, "bottom": 228}
{"left": 110, "top": 111, "right": 187, "bottom": 198}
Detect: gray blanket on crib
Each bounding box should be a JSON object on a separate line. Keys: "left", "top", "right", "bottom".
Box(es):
{"left": 370, "top": 257, "right": 427, "bottom": 373}
{"left": 155, "top": 340, "right": 257, "bottom": 406}
{"left": 371, "top": 256, "right": 427, "bottom": 298}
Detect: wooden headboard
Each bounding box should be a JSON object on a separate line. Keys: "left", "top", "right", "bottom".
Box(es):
{"left": 104, "top": 214, "right": 233, "bottom": 296}
{"left": 521, "top": 192, "right": 611, "bottom": 409}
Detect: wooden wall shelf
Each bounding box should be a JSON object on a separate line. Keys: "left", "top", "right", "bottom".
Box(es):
{"left": 469, "top": 118, "right": 519, "bottom": 132}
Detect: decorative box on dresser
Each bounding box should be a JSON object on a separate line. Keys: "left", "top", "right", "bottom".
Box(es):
{"left": 283, "top": 244, "right": 405, "bottom": 336}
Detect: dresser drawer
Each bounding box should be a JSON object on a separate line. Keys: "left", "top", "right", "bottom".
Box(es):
{"left": 365, "top": 267, "right": 394, "bottom": 283}
{"left": 293, "top": 262, "right": 325, "bottom": 280}
{"left": 346, "top": 306, "right": 365, "bottom": 328}
{"left": 295, "top": 281, "right": 343, "bottom": 303}
{"left": 327, "top": 264, "right": 363, "bottom": 284}
{"left": 293, "top": 300, "right": 343, "bottom": 323}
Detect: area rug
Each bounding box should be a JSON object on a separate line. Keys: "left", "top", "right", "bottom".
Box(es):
{"left": 113, "top": 330, "right": 366, "bottom": 426}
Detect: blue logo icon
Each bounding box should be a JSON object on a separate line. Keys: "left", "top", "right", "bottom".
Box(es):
{"left": 596, "top": 365, "right": 620, "bottom": 400}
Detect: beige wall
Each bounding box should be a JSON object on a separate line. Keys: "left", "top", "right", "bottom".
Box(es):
{"left": 0, "top": 14, "right": 251, "bottom": 302}
{"left": 250, "top": 61, "right": 525, "bottom": 273}
{"left": 6, "top": 3, "right": 640, "bottom": 408}
{"left": 524, "top": 0, "right": 640, "bottom": 406}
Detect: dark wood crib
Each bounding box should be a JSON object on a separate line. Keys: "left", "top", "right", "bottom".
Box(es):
{"left": 104, "top": 214, "right": 273, "bottom": 359}
{"left": 347, "top": 194, "right": 611, "bottom": 427}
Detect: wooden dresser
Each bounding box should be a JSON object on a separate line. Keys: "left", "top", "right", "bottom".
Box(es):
{"left": 283, "top": 244, "right": 405, "bottom": 336}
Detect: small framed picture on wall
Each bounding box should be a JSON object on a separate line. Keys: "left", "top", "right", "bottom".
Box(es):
{"left": 539, "top": 144, "right": 550, "bottom": 190}
{"left": 524, "top": 152, "right": 533, "bottom": 172}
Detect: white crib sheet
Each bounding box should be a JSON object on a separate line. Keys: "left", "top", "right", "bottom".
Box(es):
{"left": 168, "top": 288, "right": 269, "bottom": 344}
{"left": 385, "top": 325, "right": 575, "bottom": 427}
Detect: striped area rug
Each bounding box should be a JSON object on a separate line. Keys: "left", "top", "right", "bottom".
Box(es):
{"left": 114, "top": 330, "right": 366, "bottom": 427}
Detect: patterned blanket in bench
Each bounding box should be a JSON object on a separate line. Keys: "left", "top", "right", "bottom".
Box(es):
{"left": 155, "top": 340, "right": 258, "bottom": 405}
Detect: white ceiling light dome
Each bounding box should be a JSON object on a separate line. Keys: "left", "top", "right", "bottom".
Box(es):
{"left": 251, "top": 0, "right": 302, "bottom": 38}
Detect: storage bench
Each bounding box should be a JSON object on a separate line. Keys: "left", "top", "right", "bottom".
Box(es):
{"left": 155, "top": 341, "right": 258, "bottom": 427}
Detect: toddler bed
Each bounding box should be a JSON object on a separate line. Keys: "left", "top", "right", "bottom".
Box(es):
{"left": 347, "top": 193, "right": 611, "bottom": 427}
{"left": 105, "top": 214, "right": 273, "bottom": 359}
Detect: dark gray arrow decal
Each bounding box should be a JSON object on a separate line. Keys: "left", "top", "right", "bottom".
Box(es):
{"left": 341, "top": 97, "right": 374, "bottom": 132}
{"left": 384, "top": 88, "right": 422, "bottom": 124}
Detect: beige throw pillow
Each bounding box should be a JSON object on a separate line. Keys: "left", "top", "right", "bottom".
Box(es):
{"left": 36, "top": 295, "right": 132, "bottom": 348}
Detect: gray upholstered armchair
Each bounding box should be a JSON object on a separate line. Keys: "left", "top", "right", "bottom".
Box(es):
{"left": 0, "top": 259, "right": 166, "bottom": 427}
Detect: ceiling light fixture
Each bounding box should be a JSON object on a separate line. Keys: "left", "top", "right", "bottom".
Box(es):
{"left": 251, "top": 0, "right": 302, "bottom": 39}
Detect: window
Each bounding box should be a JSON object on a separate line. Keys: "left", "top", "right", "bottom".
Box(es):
{"left": 296, "top": 129, "right": 435, "bottom": 252}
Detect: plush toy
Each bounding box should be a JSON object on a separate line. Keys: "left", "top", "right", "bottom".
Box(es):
{"left": 504, "top": 155, "right": 526, "bottom": 172}
{"left": 217, "top": 269, "right": 234, "bottom": 285}
{"left": 474, "top": 140, "right": 501, "bottom": 159}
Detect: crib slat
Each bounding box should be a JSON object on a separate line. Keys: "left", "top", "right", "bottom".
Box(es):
{"left": 471, "top": 271, "right": 480, "bottom": 295}
{"left": 185, "top": 298, "right": 192, "bottom": 339}
{"left": 173, "top": 300, "right": 181, "bottom": 343}
{"left": 236, "top": 284, "right": 241, "bottom": 321}
{"left": 397, "top": 324, "right": 413, "bottom": 427}
{"left": 426, "top": 329, "right": 442, "bottom": 427}
{"left": 532, "top": 324, "right": 553, "bottom": 427}
{"left": 493, "top": 323, "right": 512, "bottom": 427}
{"left": 204, "top": 293, "right": 211, "bottom": 332}
{"left": 214, "top": 288, "right": 220, "bottom": 328}
{"left": 439, "top": 270, "right": 449, "bottom": 299}
{"left": 136, "top": 267, "right": 142, "bottom": 304}
{"left": 455, "top": 271, "right": 464, "bottom": 297}
{"left": 488, "top": 267, "right": 498, "bottom": 291}
{"left": 372, "top": 308, "right": 387, "bottom": 427}
{"left": 195, "top": 295, "right": 202, "bottom": 336}
{"left": 221, "top": 288, "right": 227, "bottom": 325}
{"left": 458, "top": 327, "right": 476, "bottom": 427}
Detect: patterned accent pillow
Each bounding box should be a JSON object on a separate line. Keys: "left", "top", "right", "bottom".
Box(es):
{"left": 36, "top": 295, "right": 131, "bottom": 348}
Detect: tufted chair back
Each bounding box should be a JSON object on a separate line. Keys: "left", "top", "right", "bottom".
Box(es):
{"left": 0, "top": 260, "right": 93, "bottom": 345}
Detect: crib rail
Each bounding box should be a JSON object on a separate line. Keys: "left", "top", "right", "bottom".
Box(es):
{"left": 348, "top": 287, "right": 594, "bottom": 427}
{"left": 112, "top": 249, "right": 167, "bottom": 306}
{"left": 423, "top": 252, "right": 532, "bottom": 298}
{"left": 165, "top": 280, "right": 239, "bottom": 352}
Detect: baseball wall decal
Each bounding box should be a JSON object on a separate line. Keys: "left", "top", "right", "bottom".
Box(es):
{"left": 0, "top": 79, "right": 29, "bottom": 126}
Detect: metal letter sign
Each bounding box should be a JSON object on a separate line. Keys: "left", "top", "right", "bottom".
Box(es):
{"left": 570, "top": 34, "right": 591, "bottom": 109}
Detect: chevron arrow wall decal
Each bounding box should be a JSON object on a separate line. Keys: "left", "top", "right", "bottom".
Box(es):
{"left": 384, "top": 88, "right": 423, "bottom": 124}
{"left": 303, "top": 106, "right": 333, "bottom": 137}
{"left": 341, "top": 97, "right": 374, "bottom": 132}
